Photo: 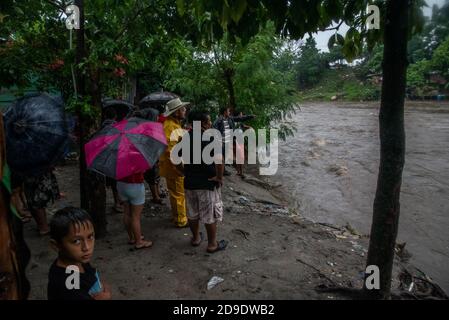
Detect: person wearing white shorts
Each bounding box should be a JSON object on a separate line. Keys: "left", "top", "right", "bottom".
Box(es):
{"left": 117, "top": 173, "right": 152, "bottom": 250}
{"left": 116, "top": 182, "right": 145, "bottom": 205}
{"left": 183, "top": 111, "right": 228, "bottom": 253}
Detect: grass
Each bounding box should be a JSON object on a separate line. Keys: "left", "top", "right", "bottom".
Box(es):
{"left": 297, "top": 67, "right": 381, "bottom": 102}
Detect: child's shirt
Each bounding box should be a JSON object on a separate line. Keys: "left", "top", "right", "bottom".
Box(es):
{"left": 47, "top": 260, "right": 100, "bottom": 300}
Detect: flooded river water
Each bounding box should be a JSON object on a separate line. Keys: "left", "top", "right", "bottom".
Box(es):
{"left": 276, "top": 101, "right": 449, "bottom": 293}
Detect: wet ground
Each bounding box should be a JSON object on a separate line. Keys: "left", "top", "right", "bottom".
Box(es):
{"left": 26, "top": 163, "right": 376, "bottom": 300}
{"left": 276, "top": 101, "right": 449, "bottom": 293}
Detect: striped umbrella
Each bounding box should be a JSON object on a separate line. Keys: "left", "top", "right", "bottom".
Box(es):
{"left": 85, "top": 117, "right": 167, "bottom": 180}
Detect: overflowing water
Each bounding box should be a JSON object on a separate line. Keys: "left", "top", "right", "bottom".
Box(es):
{"left": 276, "top": 101, "right": 449, "bottom": 293}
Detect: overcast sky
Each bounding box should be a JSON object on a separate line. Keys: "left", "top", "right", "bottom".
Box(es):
{"left": 313, "top": 0, "right": 447, "bottom": 52}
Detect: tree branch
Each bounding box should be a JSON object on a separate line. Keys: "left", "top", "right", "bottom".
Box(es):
{"left": 323, "top": 20, "right": 344, "bottom": 32}
{"left": 114, "top": 2, "right": 147, "bottom": 42}
{"left": 44, "top": 0, "right": 67, "bottom": 13}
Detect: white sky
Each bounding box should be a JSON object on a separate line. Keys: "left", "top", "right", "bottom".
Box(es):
{"left": 313, "top": 0, "right": 447, "bottom": 52}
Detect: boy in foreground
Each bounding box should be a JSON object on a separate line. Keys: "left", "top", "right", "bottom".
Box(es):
{"left": 47, "top": 207, "right": 111, "bottom": 300}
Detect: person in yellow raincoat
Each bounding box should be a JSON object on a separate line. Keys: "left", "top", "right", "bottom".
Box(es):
{"left": 159, "top": 98, "right": 189, "bottom": 227}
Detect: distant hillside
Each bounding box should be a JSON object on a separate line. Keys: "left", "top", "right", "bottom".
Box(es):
{"left": 298, "top": 67, "right": 381, "bottom": 102}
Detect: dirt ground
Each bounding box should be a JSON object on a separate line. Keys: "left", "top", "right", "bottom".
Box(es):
{"left": 23, "top": 161, "right": 445, "bottom": 300}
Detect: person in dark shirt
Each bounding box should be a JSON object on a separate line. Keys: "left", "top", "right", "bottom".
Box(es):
{"left": 47, "top": 207, "right": 111, "bottom": 300}
{"left": 183, "top": 111, "right": 228, "bottom": 253}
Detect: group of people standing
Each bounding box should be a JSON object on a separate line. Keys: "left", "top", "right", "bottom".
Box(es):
{"left": 116, "top": 97, "right": 254, "bottom": 253}
{"left": 9, "top": 94, "right": 255, "bottom": 299}
{"left": 11, "top": 95, "right": 254, "bottom": 253}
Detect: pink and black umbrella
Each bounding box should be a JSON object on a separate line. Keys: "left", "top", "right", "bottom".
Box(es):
{"left": 85, "top": 117, "right": 167, "bottom": 180}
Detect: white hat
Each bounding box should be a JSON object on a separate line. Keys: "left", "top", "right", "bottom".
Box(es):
{"left": 163, "top": 98, "right": 190, "bottom": 117}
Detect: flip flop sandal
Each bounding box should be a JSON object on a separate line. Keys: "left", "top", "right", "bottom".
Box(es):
{"left": 39, "top": 230, "right": 50, "bottom": 237}
{"left": 191, "top": 232, "right": 204, "bottom": 247}
{"left": 128, "top": 235, "right": 145, "bottom": 245}
{"left": 133, "top": 241, "right": 153, "bottom": 250}
{"left": 21, "top": 216, "right": 32, "bottom": 223}
{"left": 207, "top": 239, "right": 228, "bottom": 254}
{"left": 113, "top": 205, "right": 124, "bottom": 213}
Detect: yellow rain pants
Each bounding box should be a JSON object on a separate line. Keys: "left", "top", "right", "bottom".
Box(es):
{"left": 160, "top": 116, "right": 187, "bottom": 227}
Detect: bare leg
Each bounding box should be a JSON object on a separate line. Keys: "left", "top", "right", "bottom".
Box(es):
{"left": 205, "top": 223, "right": 218, "bottom": 251}
{"left": 11, "top": 190, "right": 31, "bottom": 219}
{"left": 113, "top": 189, "right": 123, "bottom": 212}
{"left": 189, "top": 219, "right": 201, "bottom": 246}
{"left": 31, "top": 208, "right": 49, "bottom": 235}
{"left": 155, "top": 183, "right": 161, "bottom": 198}
{"left": 149, "top": 185, "right": 162, "bottom": 203}
{"left": 19, "top": 190, "right": 29, "bottom": 212}
{"left": 131, "top": 204, "right": 152, "bottom": 248}
{"left": 122, "top": 202, "right": 133, "bottom": 242}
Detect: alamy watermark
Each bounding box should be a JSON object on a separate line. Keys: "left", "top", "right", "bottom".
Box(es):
{"left": 365, "top": 265, "right": 380, "bottom": 290}
{"left": 366, "top": 5, "right": 380, "bottom": 30}
{"left": 169, "top": 121, "right": 279, "bottom": 176}
{"left": 64, "top": 4, "right": 380, "bottom": 31}
{"left": 65, "top": 4, "right": 80, "bottom": 30}
{"left": 63, "top": 264, "right": 381, "bottom": 291}
{"left": 65, "top": 265, "right": 80, "bottom": 290}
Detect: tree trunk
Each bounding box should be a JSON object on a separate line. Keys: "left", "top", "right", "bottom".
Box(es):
{"left": 75, "top": 0, "right": 88, "bottom": 210}
{"left": 364, "top": 0, "right": 409, "bottom": 299}
{"left": 224, "top": 67, "right": 237, "bottom": 112}
{"left": 87, "top": 69, "right": 107, "bottom": 238}
{"left": 87, "top": 172, "right": 107, "bottom": 238}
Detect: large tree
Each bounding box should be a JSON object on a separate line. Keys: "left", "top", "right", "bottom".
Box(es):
{"left": 165, "top": 23, "right": 297, "bottom": 139}
{"left": 1, "top": 0, "right": 190, "bottom": 236}
{"left": 177, "top": 0, "right": 425, "bottom": 299}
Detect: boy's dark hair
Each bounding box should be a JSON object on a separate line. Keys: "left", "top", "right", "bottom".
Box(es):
{"left": 50, "top": 207, "right": 94, "bottom": 243}
{"left": 219, "top": 106, "right": 230, "bottom": 115}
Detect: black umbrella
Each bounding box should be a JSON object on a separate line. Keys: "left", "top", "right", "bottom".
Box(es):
{"left": 3, "top": 93, "right": 69, "bottom": 175}
{"left": 134, "top": 108, "right": 159, "bottom": 122}
{"left": 138, "top": 91, "right": 178, "bottom": 113}
{"left": 102, "top": 99, "right": 136, "bottom": 121}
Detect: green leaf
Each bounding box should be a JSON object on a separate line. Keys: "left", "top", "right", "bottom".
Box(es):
{"left": 230, "top": 0, "right": 247, "bottom": 23}
{"left": 327, "top": 33, "right": 344, "bottom": 50}
{"left": 342, "top": 39, "right": 357, "bottom": 63}
{"left": 220, "top": 3, "right": 231, "bottom": 30}
{"left": 176, "top": 0, "right": 185, "bottom": 16}
{"left": 14, "top": 6, "right": 24, "bottom": 16}
{"left": 328, "top": 35, "right": 336, "bottom": 50}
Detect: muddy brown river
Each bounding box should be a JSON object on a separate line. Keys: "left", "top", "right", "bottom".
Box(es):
{"left": 276, "top": 101, "right": 449, "bottom": 293}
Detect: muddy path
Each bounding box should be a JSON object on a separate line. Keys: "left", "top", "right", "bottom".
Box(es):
{"left": 25, "top": 163, "right": 372, "bottom": 300}
{"left": 275, "top": 101, "right": 449, "bottom": 293}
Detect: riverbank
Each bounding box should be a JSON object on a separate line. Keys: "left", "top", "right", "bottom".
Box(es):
{"left": 275, "top": 101, "right": 449, "bottom": 295}
{"left": 24, "top": 161, "right": 446, "bottom": 299}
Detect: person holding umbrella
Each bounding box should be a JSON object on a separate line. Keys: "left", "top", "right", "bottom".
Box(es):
{"left": 133, "top": 108, "right": 164, "bottom": 205}
{"left": 116, "top": 168, "right": 152, "bottom": 249}
{"left": 159, "top": 98, "right": 189, "bottom": 228}
{"left": 22, "top": 170, "right": 60, "bottom": 235}
{"left": 85, "top": 116, "right": 167, "bottom": 249}
{"left": 3, "top": 93, "right": 69, "bottom": 236}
